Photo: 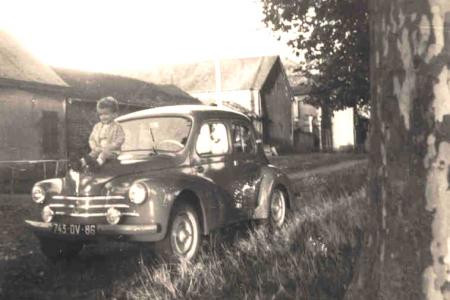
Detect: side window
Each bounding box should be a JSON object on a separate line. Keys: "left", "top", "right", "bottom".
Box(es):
{"left": 196, "top": 122, "right": 229, "bottom": 156}
{"left": 231, "top": 123, "right": 255, "bottom": 154}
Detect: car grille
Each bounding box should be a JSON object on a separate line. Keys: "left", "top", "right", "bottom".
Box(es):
{"left": 49, "top": 195, "right": 139, "bottom": 223}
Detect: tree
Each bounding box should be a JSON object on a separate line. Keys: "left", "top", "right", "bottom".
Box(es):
{"left": 261, "top": 0, "right": 369, "bottom": 111}
{"left": 345, "top": 0, "right": 450, "bottom": 299}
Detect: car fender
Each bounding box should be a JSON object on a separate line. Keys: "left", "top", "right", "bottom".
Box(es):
{"left": 134, "top": 173, "right": 224, "bottom": 238}
{"left": 253, "top": 165, "right": 294, "bottom": 219}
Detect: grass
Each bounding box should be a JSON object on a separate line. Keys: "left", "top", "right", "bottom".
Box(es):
{"left": 120, "top": 191, "right": 367, "bottom": 300}
{"left": 112, "top": 166, "right": 368, "bottom": 300}
{"left": 0, "top": 157, "right": 368, "bottom": 300}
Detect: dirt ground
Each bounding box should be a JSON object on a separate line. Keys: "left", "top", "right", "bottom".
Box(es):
{"left": 0, "top": 153, "right": 366, "bottom": 299}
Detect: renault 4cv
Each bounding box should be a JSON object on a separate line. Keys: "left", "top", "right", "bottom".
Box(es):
{"left": 26, "top": 105, "right": 294, "bottom": 261}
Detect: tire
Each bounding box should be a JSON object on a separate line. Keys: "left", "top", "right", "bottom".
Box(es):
{"left": 39, "top": 237, "right": 83, "bottom": 261}
{"left": 268, "top": 188, "right": 288, "bottom": 229}
{"left": 155, "top": 202, "right": 201, "bottom": 261}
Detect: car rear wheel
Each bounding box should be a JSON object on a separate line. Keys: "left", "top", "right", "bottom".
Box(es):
{"left": 155, "top": 202, "right": 201, "bottom": 261}
{"left": 269, "top": 188, "right": 288, "bottom": 229}
{"left": 39, "top": 237, "right": 83, "bottom": 261}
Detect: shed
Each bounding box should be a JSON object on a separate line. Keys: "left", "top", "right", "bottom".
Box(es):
{"left": 0, "top": 31, "right": 70, "bottom": 192}
{"left": 128, "top": 56, "right": 294, "bottom": 151}
{"left": 291, "top": 81, "right": 369, "bottom": 152}
{"left": 53, "top": 68, "right": 200, "bottom": 156}
{"left": 0, "top": 31, "right": 69, "bottom": 163}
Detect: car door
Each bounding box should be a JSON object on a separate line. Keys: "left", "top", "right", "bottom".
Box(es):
{"left": 191, "top": 120, "right": 245, "bottom": 224}
{"left": 229, "top": 120, "right": 262, "bottom": 217}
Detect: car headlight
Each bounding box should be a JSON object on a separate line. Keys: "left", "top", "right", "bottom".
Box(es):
{"left": 129, "top": 182, "right": 147, "bottom": 204}
{"left": 32, "top": 185, "right": 46, "bottom": 203}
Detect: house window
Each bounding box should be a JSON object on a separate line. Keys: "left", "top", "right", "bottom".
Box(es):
{"left": 42, "top": 111, "right": 59, "bottom": 155}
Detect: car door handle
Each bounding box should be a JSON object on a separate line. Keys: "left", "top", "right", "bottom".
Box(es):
{"left": 195, "top": 166, "right": 205, "bottom": 173}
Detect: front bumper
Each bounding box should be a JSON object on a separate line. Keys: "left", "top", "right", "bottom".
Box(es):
{"left": 25, "top": 220, "right": 160, "bottom": 241}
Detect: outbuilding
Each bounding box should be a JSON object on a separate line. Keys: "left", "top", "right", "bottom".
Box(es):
{"left": 128, "top": 56, "right": 295, "bottom": 151}
{"left": 292, "top": 82, "right": 369, "bottom": 152}
{"left": 0, "top": 32, "right": 69, "bottom": 163}
{"left": 53, "top": 68, "right": 200, "bottom": 157}
{"left": 0, "top": 31, "right": 70, "bottom": 192}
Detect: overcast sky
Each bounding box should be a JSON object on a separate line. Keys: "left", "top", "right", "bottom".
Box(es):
{"left": 0, "top": 0, "right": 296, "bottom": 72}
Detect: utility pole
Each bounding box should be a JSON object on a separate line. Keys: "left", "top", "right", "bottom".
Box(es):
{"left": 214, "top": 58, "right": 222, "bottom": 107}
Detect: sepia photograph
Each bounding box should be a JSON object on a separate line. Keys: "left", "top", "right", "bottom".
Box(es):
{"left": 0, "top": 0, "right": 448, "bottom": 299}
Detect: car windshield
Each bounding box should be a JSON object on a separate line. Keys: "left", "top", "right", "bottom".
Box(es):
{"left": 120, "top": 116, "right": 192, "bottom": 153}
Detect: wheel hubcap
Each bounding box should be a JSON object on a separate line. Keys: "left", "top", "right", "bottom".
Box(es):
{"left": 271, "top": 190, "right": 286, "bottom": 227}
{"left": 171, "top": 211, "right": 198, "bottom": 258}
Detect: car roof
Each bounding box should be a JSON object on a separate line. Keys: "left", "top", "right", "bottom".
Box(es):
{"left": 116, "top": 104, "right": 250, "bottom": 122}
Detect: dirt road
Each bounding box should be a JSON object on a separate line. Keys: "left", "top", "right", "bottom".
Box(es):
{"left": 288, "top": 159, "right": 367, "bottom": 180}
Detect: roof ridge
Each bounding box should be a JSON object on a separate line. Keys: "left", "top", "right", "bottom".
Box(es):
{"left": 52, "top": 67, "right": 198, "bottom": 104}
{"left": 0, "top": 31, "right": 68, "bottom": 87}
{"left": 127, "top": 55, "right": 281, "bottom": 92}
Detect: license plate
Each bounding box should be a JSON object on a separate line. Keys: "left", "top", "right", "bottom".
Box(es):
{"left": 51, "top": 224, "right": 97, "bottom": 236}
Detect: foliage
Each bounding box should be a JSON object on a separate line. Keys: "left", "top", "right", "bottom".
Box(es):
{"left": 261, "top": 0, "right": 370, "bottom": 111}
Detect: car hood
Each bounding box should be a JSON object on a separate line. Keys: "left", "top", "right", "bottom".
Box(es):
{"left": 98, "top": 154, "right": 180, "bottom": 176}
{"left": 63, "top": 155, "right": 182, "bottom": 196}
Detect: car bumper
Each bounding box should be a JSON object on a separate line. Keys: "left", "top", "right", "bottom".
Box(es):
{"left": 25, "top": 220, "right": 160, "bottom": 240}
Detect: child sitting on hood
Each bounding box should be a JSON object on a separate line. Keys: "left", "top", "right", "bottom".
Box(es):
{"left": 82, "top": 96, "right": 125, "bottom": 169}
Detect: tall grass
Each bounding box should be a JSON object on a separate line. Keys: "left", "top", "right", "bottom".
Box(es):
{"left": 118, "top": 186, "right": 368, "bottom": 300}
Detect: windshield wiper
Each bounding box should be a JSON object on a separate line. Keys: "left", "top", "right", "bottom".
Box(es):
{"left": 149, "top": 127, "right": 158, "bottom": 155}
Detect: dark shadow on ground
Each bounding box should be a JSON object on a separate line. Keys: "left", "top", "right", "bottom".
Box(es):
{"left": 1, "top": 217, "right": 359, "bottom": 300}
{"left": 0, "top": 241, "right": 159, "bottom": 299}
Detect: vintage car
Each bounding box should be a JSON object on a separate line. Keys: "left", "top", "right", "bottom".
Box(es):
{"left": 26, "top": 105, "right": 294, "bottom": 261}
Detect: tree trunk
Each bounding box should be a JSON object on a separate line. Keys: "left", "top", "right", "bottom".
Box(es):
{"left": 321, "top": 103, "right": 333, "bottom": 151}
{"left": 346, "top": 1, "right": 450, "bottom": 299}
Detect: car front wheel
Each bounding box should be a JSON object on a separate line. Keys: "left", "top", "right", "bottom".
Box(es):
{"left": 39, "top": 237, "right": 83, "bottom": 261}
{"left": 156, "top": 202, "right": 201, "bottom": 261}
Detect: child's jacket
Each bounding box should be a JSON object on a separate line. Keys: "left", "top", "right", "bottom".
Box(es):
{"left": 89, "top": 121, "right": 125, "bottom": 156}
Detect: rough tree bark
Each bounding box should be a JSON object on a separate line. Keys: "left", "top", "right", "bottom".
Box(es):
{"left": 346, "top": 1, "right": 450, "bottom": 299}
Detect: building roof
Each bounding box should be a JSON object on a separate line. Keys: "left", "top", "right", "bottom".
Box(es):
{"left": 116, "top": 104, "right": 248, "bottom": 122}
{"left": 128, "top": 56, "right": 280, "bottom": 92}
{"left": 53, "top": 68, "right": 199, "bottom": 107}
{"left": 0, "top": 31, "right": 67, "bottom": 87}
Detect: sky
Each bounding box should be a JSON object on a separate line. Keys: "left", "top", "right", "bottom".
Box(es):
{"left": 0, "top": 0, "right": 296, "bottom": 73}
